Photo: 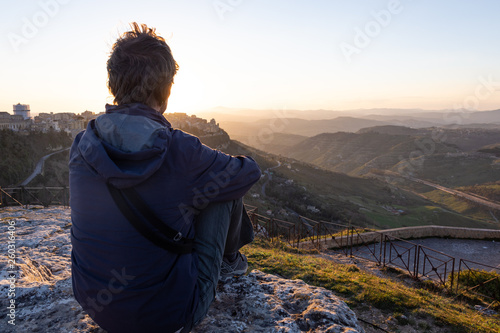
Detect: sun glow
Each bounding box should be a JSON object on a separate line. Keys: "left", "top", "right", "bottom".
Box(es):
{"left": 166, "top": 67, "right": 208, "bottom": 115}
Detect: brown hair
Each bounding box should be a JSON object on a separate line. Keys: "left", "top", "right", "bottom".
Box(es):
{"left": 107, "top": 22, "right": 178, "bottom": 108}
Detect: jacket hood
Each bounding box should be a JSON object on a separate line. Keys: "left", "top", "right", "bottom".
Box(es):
{"left": 74, "top": 103, "right": 172, "bottom": 188}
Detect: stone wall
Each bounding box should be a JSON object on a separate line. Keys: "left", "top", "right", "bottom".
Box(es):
{"left": 302, "top": 225, "right": 500, "bottom": 250}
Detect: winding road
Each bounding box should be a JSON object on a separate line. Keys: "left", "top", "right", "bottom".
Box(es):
{"left": 20, "top": 148, "right": 70, "bottom": 186}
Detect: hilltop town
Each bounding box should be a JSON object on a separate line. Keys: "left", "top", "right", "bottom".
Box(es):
{"left": 0, "top": 103, "right": 224, "bottom": 139}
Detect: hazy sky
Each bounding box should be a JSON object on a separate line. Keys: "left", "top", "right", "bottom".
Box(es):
{"left": 1, "top": 0, "right": 500, "bottom": 115}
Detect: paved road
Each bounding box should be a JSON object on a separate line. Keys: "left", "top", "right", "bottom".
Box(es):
{"left": 411, "top": 177, "right": 500, "bottom": 211}
{"left": 407, "top": 238, "right": 500, "bottom": 269}
{"left": 377, "top": 170, "right": 500, "bottom": 212}
{"left": 20, "top": 148, "right": 70, "bottom": 186}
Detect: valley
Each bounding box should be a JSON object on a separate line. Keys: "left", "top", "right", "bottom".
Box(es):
{"left": 211, "top": 109, "right": 500, "bottom": 231}
{"left": 2, "top": 108, "right": 499, "bottom": 231}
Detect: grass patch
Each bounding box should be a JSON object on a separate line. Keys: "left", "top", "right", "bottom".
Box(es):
{"left": 299, "top": 227, "right": 374, "bottom": 243}
{"left": 364, "top": 194, "right": 497, "bottom": 230}
{"left": 242, "top": 238, "right": 500, "bottom": 333}
{"left": 450, "top": 269, "right": 500, "bottom": 306}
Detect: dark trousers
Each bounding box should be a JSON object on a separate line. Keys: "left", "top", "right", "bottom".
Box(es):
{"left": 181, "top": 198, "right": 253, "bottom": 332}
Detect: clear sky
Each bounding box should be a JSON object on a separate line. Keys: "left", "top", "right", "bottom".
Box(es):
{"left": 1, "top": 0, "right": 500, "bottom": 115}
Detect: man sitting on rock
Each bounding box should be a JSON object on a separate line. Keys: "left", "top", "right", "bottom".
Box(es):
{"left": 69, "top": 22, "right": 260, "bottom": 333}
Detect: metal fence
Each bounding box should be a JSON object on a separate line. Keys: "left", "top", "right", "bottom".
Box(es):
{"left": 247, "top": 209, "right": 500, "bottom": 306}
{"left": 0, "top": 186, "right": 69, "bottom": 208}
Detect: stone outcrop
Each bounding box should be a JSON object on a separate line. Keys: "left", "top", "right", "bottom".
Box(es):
{"left": 0, "top": 206, "right": 363, "bottom": 332}
{"left": 194, "top": 270, "right": 364, "bottom": 333}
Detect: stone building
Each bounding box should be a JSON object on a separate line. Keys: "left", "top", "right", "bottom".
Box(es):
{"left": 0, "top": 111, "right": 31, "bottom": 131}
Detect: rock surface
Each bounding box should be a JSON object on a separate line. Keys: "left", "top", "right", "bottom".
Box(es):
{"left": 0, "top": 206, "right": 363, "bottom": 332}
{"left": 194, "top": 270, "right": 364, "bottom": 333}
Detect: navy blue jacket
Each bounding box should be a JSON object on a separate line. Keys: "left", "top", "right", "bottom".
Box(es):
{"left": 70, "top": 103, "right": 261, "bottom": 332}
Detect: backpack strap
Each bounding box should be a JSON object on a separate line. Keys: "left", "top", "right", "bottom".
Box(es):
{"left": 107, "top": 183, "right": 194, "bottom": 254}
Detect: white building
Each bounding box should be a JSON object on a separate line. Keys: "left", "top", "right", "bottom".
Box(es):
{"left": 13, "top": 103, "right": 31, "bottom": 120}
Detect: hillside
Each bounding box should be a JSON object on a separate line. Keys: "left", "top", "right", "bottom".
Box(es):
{"left": 232, "top": 124, "right": 500, "bottom": 228}
{"left": 408, "top": 153, "right": 500, "bottom": 187}
{"left": 0, "top": 130, "right": 72, "bottom": 187}
{"left": 280, "top": 132, "right": 457, "bottom": 176}
{"left": 230, "top": 132, "right": 308, "bottom": 156}
{"left": 226, "top": 140, "right": 496, "bottom": 230}
{"left": 263, "top": 126, "right": 500, "bottom": 190}
{"left": 226, "top": 140, "right": 408, "bottom": 225}
{"left": 0, "top": 115, "right": 230, "bottom": 188}
{"left": 360, "top": 109, "right": 500, "bottom": 126}
{"left": 220, "top": 116, "right": 390, "bottom": 140}
{"left": 359, "top": 126, "right": 500, "bottom": 152}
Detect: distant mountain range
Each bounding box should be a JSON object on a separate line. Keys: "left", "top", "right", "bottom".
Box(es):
{"left": 222, "top": 116, "right": 390, "bottom": 138}
{"left": 196, "top": 108, "right": 500, "bottom": 147}
{"left": 197, "top": 106, "right": 500, "bottom": 123}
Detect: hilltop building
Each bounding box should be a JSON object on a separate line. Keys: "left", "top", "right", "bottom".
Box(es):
{"left": 166, "top": 113, "right": 220, "bottom": 135}
{"left": 0, "top": 111, "right": 31, "bottom": 131}
{"left": 81, "top": 110, "right": 96, "bottom": 122}
{"left": 33, "top": 112, "right": 86, "bottom": 136}
{"left": 13, "top": 103, "right": 31, "bottom": 120}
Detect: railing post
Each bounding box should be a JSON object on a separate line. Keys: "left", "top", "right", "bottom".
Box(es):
{"left": 378, "top": 232, "right": 383, "bottom": 265}
{"left": 250, "top": 213, "right": 256, "bottom": 230}
{"left": 270, "top": 218, "right": 275, "bottom": 244}
{"left": 42, "top": 186, "right": 49, "bottom": 208}
{"left": 349, "top": 227, "right": 353, "bottom": 257}
{"left": 293, "top": 224, "right": 300, "bottom": 249}
{"left": 414, "top": 245, "right": 420, "bottom": 278}
{"left": 20, "top": 186, "right": 25, "bottom": 207}
{"left": 450, "top": 258, "right": 455, "bottom": 290}
{"left": 383, "top": 235, "right": 387, "bottom": 267}
{"left": 62, "top": 186, "right": 67, "bottom": 207}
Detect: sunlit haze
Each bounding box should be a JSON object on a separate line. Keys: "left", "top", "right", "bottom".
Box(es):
{"left": 1, "top": 0, "right": 500, "bottom": 115}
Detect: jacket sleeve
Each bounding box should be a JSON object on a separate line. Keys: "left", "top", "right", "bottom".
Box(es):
{"left": 182, "top": 133, "right": 261, "bottom": 204}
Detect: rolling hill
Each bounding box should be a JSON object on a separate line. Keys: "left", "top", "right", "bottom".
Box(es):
{"left": 219, "top": 116, "right": 390, "bottom": 141}
{"left": 278, "top": 131, "right": 457, "bottom": 176}
{"left": 226, "top": 140, "right": 497, "bottom": 230}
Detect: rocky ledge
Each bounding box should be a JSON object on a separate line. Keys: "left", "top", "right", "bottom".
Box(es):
{"left": 0, "top": 206, "right": 363, "bottom": 332}
{"left": 194, "top": 270, "right": 364, "bottom": 333}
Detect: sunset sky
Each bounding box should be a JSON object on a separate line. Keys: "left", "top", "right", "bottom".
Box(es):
{"left": 1, "top": 0, "right": 500, "bottom": 115}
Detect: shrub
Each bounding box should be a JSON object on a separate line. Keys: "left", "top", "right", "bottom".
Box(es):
{"left": 454, "top": 269, "right": 500, "bottom": 301}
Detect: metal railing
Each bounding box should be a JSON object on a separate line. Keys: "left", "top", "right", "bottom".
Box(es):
{"left": 247, "top": 208, "right": 499, "bottom": 303}
{"left": 0, "top": 186, "right": 69, "bottom": 208}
